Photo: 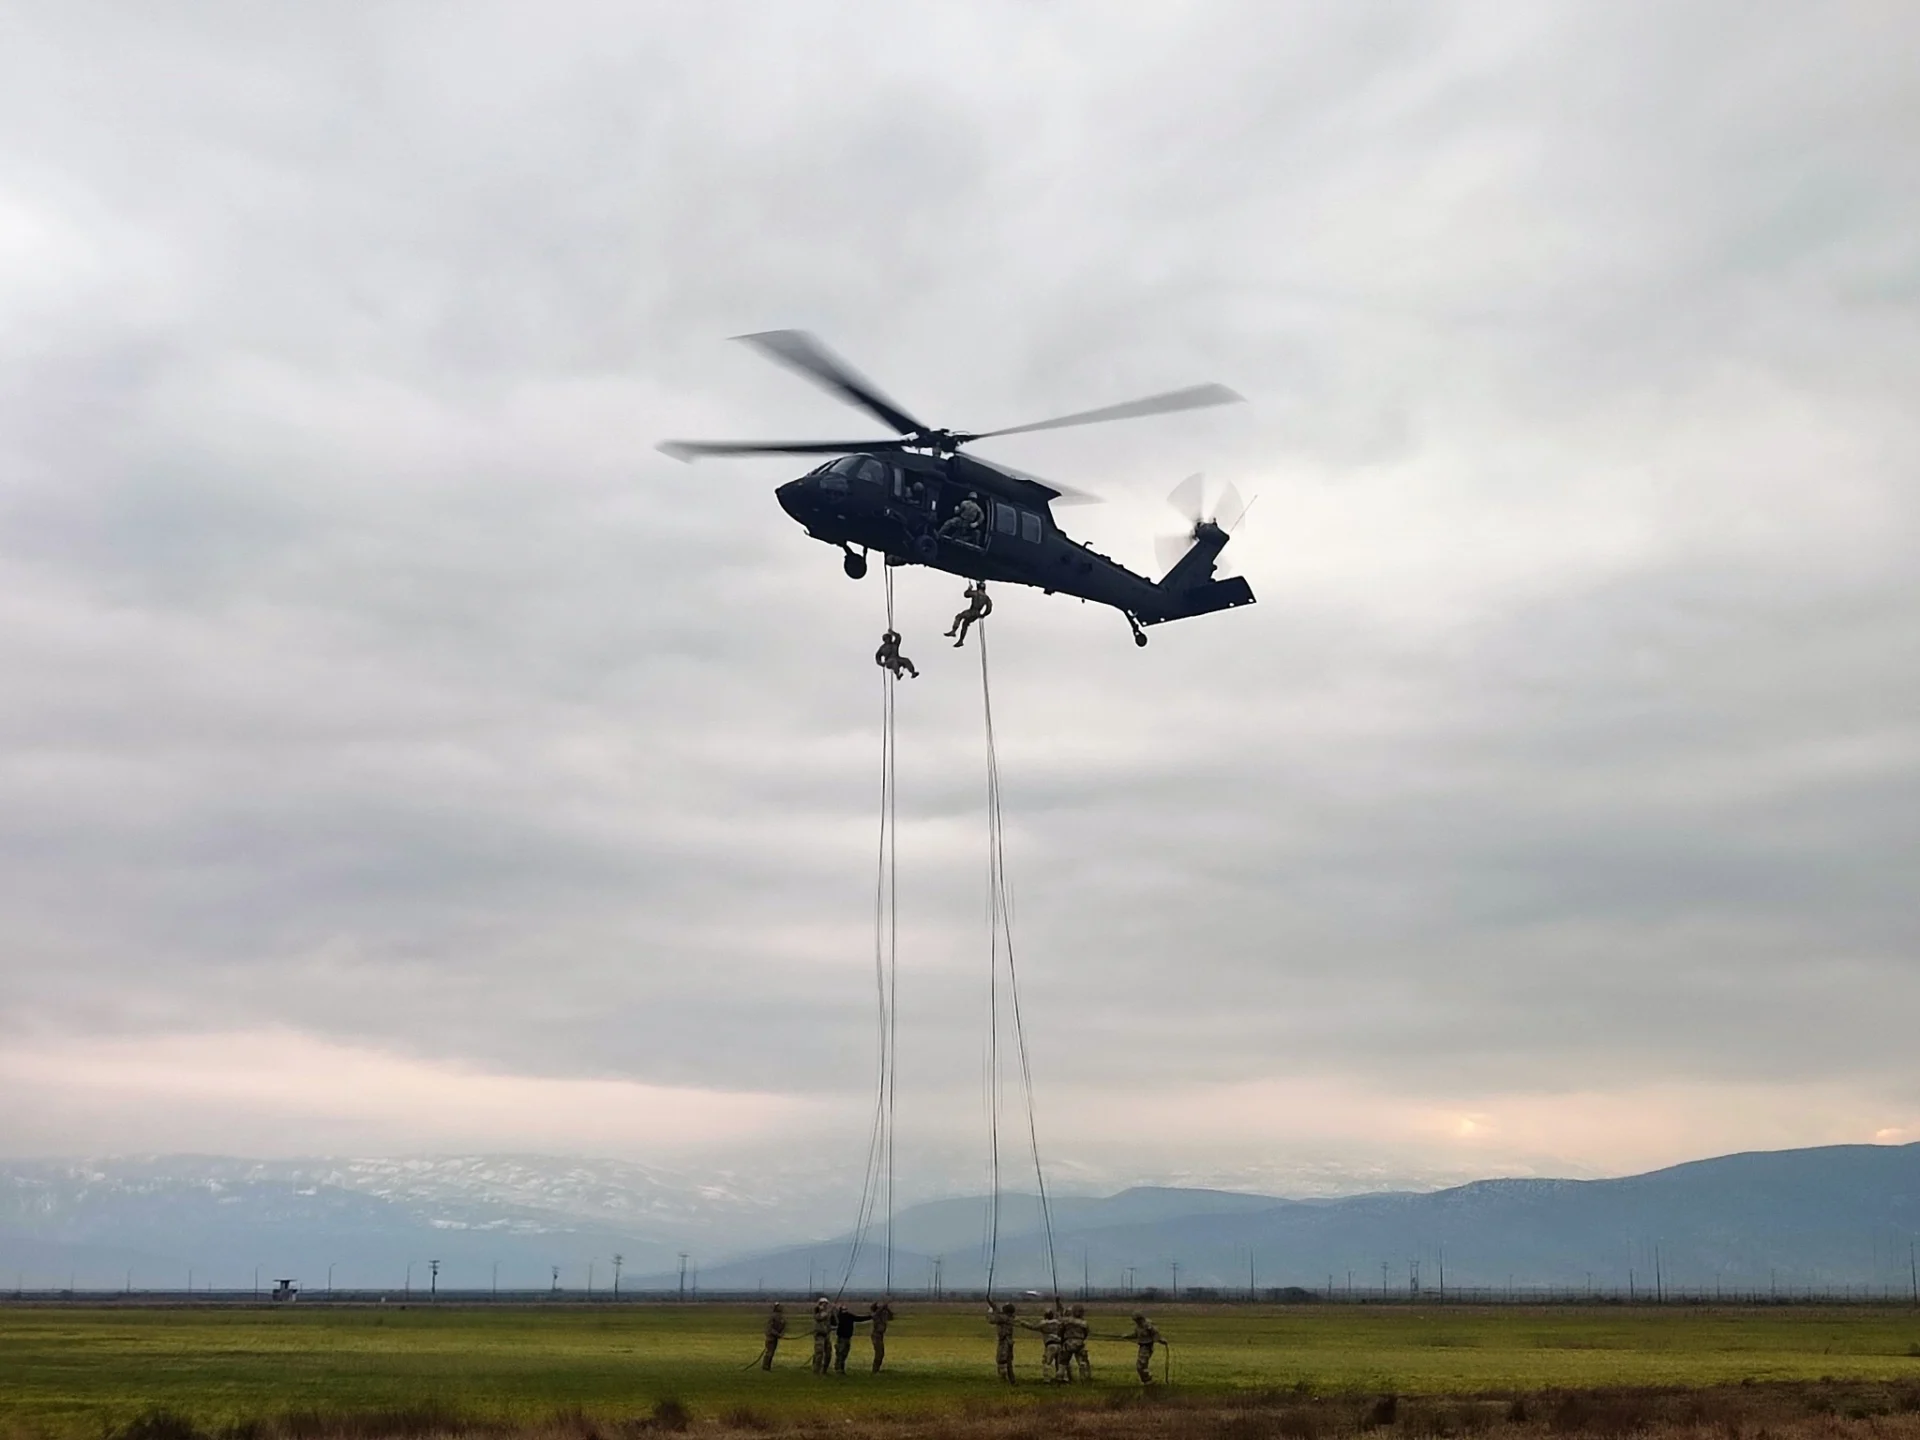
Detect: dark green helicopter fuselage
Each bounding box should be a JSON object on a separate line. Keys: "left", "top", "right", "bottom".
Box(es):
{"left": 775, "top": 449, "right": 1251, "bottom": 630}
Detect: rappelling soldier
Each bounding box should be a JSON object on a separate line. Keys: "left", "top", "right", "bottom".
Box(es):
{"left": 831, "top": 1300, "right": 871, "bottom": 1374}
{"left": 758, "top": 1301, "right": 787, "bottom": 1371}
{"left": 988, "top": 1301, "right": 1018, "bottom": 1383}
{"left": 810, "top": 1296, "right": 833, "bottom": 1375}
{"left": 874, "top": 629, "right": 919, "bottom": 679}
{"left": 946, "top": 581, "right": 993, "bottom": 647}
{"left": 869, "top": 1297, "right": 895, "bottom": 1372}
{"left": 1124, "top": 1312, "right": 1164, "bottom": 1385}
{"left": 1062, "top": 1304, "right": 1091, "bottom": 1381}
{"left": 939, "top": 491, "right": 985, "bottom": 545}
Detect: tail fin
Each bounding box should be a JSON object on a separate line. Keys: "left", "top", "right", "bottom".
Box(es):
{"left": 1144, "top": 522, "right": 1255, "bottom": 625}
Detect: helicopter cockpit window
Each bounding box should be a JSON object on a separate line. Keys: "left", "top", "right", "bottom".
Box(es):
{"left": 994, "top": 502, "right": 1018, "bottom": 536}
{"left": 1020, "top": 510, "right": 1043, "bottom": 543}
{"left": 856, "top": 458, "right": 887, "bottom": 486}
{"left": 819, "top": 454, "right": 860, "bottom": 492}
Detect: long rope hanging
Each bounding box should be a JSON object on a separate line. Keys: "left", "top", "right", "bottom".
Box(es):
{"left": 838, "top": 566, "right": 899, "bottom": 1299}
{"left": 978, "top": 623, "right": 1061, "bottom": 1306}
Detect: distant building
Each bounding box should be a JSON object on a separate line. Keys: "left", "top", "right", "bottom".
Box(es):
{"left": 272, "top": 1279, "right": 298, "bottom": 1302}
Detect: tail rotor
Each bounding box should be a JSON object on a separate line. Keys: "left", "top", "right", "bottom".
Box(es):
{"left": 1156, "top": 474, "right": 1250, "bottom": 578}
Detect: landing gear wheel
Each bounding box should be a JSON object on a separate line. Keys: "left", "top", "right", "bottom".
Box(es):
{"left": 912, "top": 532, "right": 939, "bottom": 564}
{"left": 1127, "top": 615, "right": 1149, "bottom": 647}
{"left": 842, "top": 549, "right": 869, "bottom": 580}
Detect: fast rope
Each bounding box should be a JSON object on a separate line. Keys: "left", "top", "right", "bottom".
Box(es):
{"left": 837, "top": 566, "right": 899, "bottom": 1299}
{"left": 978, "top": 618, "right": 1062, "bottom": 1308}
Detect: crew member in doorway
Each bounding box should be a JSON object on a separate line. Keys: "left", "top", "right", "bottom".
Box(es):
{"left": 939, "top": 492, "right": 985, "bottom": 545}
{"left": 758, "top": 1302, "right": 786, "bottom": 1370}
{"left": 946, "top": 581, "right": 992, "bottom": 648}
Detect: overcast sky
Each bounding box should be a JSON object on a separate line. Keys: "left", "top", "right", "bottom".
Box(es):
{"left": 1, "top": 1, "right": 1915, "bottom": 1197}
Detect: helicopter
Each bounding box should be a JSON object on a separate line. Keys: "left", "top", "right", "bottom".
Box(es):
{"left": 659, "top": 331, "right": 1255, "bottom": 646}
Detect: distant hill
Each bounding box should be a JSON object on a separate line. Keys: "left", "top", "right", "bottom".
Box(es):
{"left": 5, "top": 1144, "right": 1917, "bottom": 1297}
{"left": 657, "top": 1143, "right": 1920, "bottom": 1296}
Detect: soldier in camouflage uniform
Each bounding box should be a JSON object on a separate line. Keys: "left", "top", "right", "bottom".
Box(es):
{"left": 810, "top": 1297, "right": 833, "bottom": 1375}
{"left": 758, "top": 1301, "right": 786, "bottom": 1371}
{"left": 1021, "top": 1307, "right": 1064, "bottom": 1382}
{"left": 1061, "top": 1304, "right": 1091, "bottom": 1381}
{"left": 869, "top": 1298, "right": 895, "bottom": 1373}
{"left": 1123, "top": 1312, "right": 1163, "bottom": 1385}
{"left": 988, "top": 1301, "right": 1018, "bottom": 1383}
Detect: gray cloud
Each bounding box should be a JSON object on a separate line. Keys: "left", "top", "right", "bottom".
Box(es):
{"left": 1, "top": 1, "right": 1916, "bottom": 1189}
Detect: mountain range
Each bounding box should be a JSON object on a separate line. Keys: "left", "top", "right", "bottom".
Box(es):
{"left": 5, "top": 1143, "right": 1917, "bottom": 1297}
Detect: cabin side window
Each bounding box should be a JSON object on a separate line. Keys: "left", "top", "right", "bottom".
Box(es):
{"left": 1020, "top": 510, "right": 1042, "bottom": 543}
{"left": 994, "top": 502, "right": 1018, "bottom": 536}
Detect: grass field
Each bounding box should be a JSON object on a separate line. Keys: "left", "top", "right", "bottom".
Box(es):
{"left": 3, "top": 1303, "right": 1919, "bottom": 1439}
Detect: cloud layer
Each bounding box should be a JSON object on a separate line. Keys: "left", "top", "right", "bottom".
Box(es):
{"left": 1, "top": 1, "right": 1916, "bottom": 1191}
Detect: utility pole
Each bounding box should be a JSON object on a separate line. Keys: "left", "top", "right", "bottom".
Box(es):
{"left": 253, "top": 1265, "right": 260, "bottom": 1299}
{"left": 613, "top": 1255, "right": 623, "bottom": 1297}
{"left": 429, "top": 1259, "right": 440, "bottom": 1301}
{"left": 328, "top": 1263, "right": 335, "bottom": 1297}
{"left": 587, "top": 1259, "right": 595, "bottom": 1295}
{"left": 1249, "top": 1248, "right": 1256, "bottom": 1303}
{"left": 1381, "top": 1261, "right": 1390, "bottom": 1297}
{"left": 1654, "top": 1245, "right": 1663, "bottom": 1303}
{"left": 1909, "top": 1240, "right": 1917, "bottom": 1307}
{"left": 1171, "top": 1262, "right": 1180, "bottom": 1299}
{"left": 491, "top": 1262, "right": 497, "bottom": 1299}
{"left": 1437, "top": 1247, "right": 1445, "bottom": 1303}
{"left": 406, "top": 1261, "right": 413, "bottom": 1298}
{"left": 678, "top": 1253, "right": 689, "bottom": 1303}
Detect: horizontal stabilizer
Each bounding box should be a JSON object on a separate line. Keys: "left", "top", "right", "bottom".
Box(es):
{"left": 1141, "top": 575, "right": 1255, "bottom": 627}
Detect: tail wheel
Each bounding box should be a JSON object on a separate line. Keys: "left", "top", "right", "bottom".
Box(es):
{"left": 912, "top": 533, "right": 939, "bottom": 564}
{"left": 843, "top": 550, "right": 869, "bottom": 580}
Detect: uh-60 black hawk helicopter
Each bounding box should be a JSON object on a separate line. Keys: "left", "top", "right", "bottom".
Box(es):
{"left": 659, "top": 331, "right": 1255, "bottom": 647}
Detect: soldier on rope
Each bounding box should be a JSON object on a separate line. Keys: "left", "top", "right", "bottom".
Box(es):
{"left": 810, "top": 1297, "right": 833, "bottom": 1375}
{"left": 758, "top": 1301, "right": 786, "bottom": 1371}
{"left": 988, "top": 1302, "right": 1018, "bottom": 1383}
{"left": 1123, "top": 1312, "right": 1165, "bottom": 1385}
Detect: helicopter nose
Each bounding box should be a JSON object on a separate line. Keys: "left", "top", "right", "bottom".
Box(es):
{"left": 776, "top": 477, "right": 810, "bottom": 521}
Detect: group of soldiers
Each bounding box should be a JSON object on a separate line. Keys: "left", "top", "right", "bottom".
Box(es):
{"left": 874, "top": 582, "right": 994, "bottom": 682}
{"left": 758, "top": 1297, "right": 895, "bottom": 1375}
{"left": 988, "top": 1302, "right": 1165, "bottom": 1385}
{"left": 758, "top": 1297, "right": 1167, "bottom": 1385}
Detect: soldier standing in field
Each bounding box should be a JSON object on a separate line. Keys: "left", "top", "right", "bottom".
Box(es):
{"left": 1021, "top": 1307, "right": 1064, "bottom": 1382}
{"left": 758, "top": 1301, "right": 787, "bottom": 1371}
{"left": 868, "top": 1297, "right": 895, "bottom": 1372}
{"left": 988, "top": 1301, "right": 1018, "bottom": 1383}
{"left": 1123, "top": 1312, "right": 1164, "bottom": 1385}
{"left": 1061, "top": 1304, "right": 1091, "bottom": 1381}
{"left": 831, "top": 1301, "right": 871, "bottom": 1374}
{"left": 810, "top": 1296, "right": 833, "bottom": 1375}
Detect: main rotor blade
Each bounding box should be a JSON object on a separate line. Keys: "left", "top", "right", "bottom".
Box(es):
{"left": 657, "top": 438, "right": 905, "bottom": 461}
{"left": 734, "top": 330, "right": 928, "bottom": 437}
{"left": 966, "top": 383, "right": 1243, "bottom": 442}
{"left": 989, "top": 460, "right": 1106, "bottom": 507}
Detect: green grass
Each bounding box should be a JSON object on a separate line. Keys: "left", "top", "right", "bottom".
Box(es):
{"left": 2, "top": 1303, "right": 1918, "bottom": 1438}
